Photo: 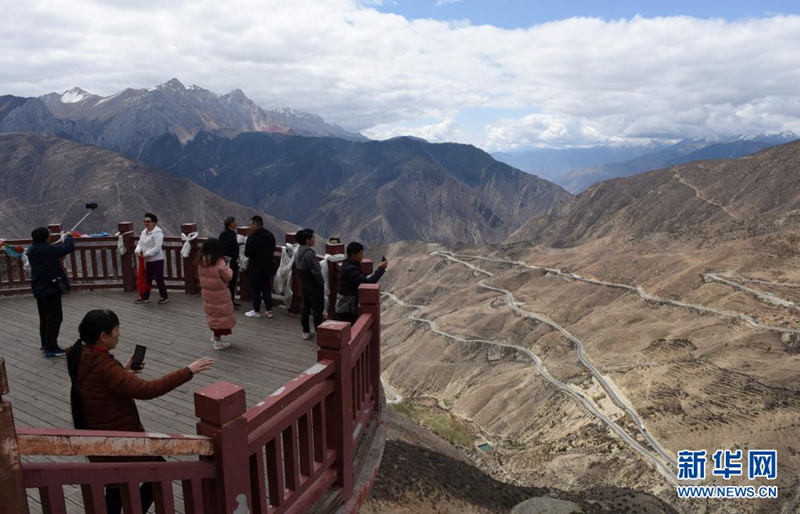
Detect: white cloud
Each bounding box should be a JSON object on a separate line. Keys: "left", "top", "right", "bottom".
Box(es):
{"left": 435, "top": 0, "right": 463, "bottom": 6}
{"left": 365, "top": 118, "right": 463, "bottom": 142}
{"left": 2, "top": 2, "right": 800, "bottom": 150}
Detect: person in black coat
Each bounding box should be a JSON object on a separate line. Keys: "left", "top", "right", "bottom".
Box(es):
{"left": 26, "top": 226, "right": 75, "bottom": 357}
{"left": 335, "top": 241, "right": 388, "bottom": 324}
{"left": 243, "top": 215, "right": 276, "bottom": 318}
{"left": 218, "top": 216, "right": 241, "bottom": 308}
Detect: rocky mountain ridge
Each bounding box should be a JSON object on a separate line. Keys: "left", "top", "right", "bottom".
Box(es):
{"left": 508, "top": 140, "right": 800, "bottom": 247}
{"left": 0, "top": 133, "right": 297, "bottom": 238}
{"left": 139, "top": 131, "right": 572, "bottom": 245}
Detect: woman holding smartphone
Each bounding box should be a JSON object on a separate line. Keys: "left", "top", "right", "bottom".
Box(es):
{"left": 66, "top": 309, "right": 213, "bottom": 514}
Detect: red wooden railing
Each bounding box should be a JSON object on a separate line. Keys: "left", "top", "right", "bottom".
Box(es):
{"left": 0, "top": 285, "right": 383, "bottom": 513}
{"left": 1, "top": 223, "right": 355, "bottom": 319}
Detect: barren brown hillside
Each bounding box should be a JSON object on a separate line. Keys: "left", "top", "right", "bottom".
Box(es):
{"left": 373, "top": 229, "right": 800, "bottom": 513}
{"left": 0, "top": 133, "right": 296, "bottom": 238}
{"left": 509, "top": 140, "right": 800, "bottom": 247}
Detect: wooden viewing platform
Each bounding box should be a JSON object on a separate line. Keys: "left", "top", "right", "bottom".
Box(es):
{"left": 0, "top": 222, "right": 386, "bottom": 514}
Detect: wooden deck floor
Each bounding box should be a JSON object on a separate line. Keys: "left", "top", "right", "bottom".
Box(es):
{"left": 1, "top": 290, "right": 319, "bottom": 512}
{"left": 1, "top": 290, "right": 318, "bottom": 433}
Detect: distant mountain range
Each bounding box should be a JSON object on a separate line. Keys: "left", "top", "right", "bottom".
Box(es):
{"left": 139, "top": 132, "right": 571, "bottom": 244}
{"left": 0, "top": 78, "right": 364, "bottom": 159}
{"left": 495, "top": 133, "right": 798, "bottom": 194}
{"left": 0, "top": 80, "right": 570, "bottom": 245}
{"left": 0, "top": 133, "right": 297, "bottom": 238}
{"left": 508, "top": 139, "right": 800, "bottom": 247}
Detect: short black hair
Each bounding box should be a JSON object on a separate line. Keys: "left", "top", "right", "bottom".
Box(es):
{"left": 224, "top": 216, "right": 236, "bottom": 229}
{"left": 144, "top": 212, "right": 158, "bottom": 223}
{"left": 31, "top": 226, "right": 50, "bottom": 242}
{"left": 296, "top": 228, "right": 314, "bottom": 246}
{"left": 346, "top": 241, "right": 364, "bottom": 257}
{"left": 250, "top": 215, "right": 263, "bottom": 227}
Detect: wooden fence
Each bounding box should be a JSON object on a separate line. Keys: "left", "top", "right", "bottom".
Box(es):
{"left": 0, "top": 284, "right": 382, "bottom": 513}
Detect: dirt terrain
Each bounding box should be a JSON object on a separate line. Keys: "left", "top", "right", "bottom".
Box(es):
{"left": 370, "top": 231, "right": 800, "bottom": 513}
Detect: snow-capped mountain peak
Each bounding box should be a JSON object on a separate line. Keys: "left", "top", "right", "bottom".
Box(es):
{"left": 60, "top": 87, "right": 91, "bottom": 103}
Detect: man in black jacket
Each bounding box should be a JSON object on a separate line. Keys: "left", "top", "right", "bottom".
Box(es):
{"left": 26, "top": 227, "right": 75, "bottom": 357}
{"left": 218, "top": 216, "right": 240, "bottom": 308}
{"left": 244, "top": 215, "right": 276, "bottom": 319}
{"left": 335, "top": 241, "right": 388, "bottom": 324}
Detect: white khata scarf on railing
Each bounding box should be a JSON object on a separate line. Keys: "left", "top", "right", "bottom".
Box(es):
{"left": 320, "top": 253, "right": 345, "bottom": 315}
{"left": 237, "top": 234, "right": 248, "bottom": 271}
{"left": 180, "top": 231, "right": 199, "bottom": 258}
{"left": 274, "top": 242, "right": 298, "bottom": 306}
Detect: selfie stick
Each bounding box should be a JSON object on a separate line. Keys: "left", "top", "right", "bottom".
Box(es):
{"left": 69, "top": 202, "right": 99, "bottom": 232}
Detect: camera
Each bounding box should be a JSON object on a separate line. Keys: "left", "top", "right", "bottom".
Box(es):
{"left": 85, "top": 202, "right": 98, "bottom": 209}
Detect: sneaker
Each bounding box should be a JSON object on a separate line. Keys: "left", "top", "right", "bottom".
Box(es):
{"left": 134, "top": 298, "right": 150, "bottom": 304}
{"left": 302, "top": 332, "right": 315, "bottom": 340}
{"left": 245, "top": 310, "right": 262, "bottom": 318}
{"left": 158, "top": 297, "right": 169, "bottom": 305}
{"left": 44, "top": 348, "right": 66, "bottom": 358}
{"left": 213, "top": 339, "right": 232, "bottom": 351}
{"left": 265, "top": 311, "right": 274, "bottom": 319}
{"left": 233, "top": 301, "right": 241, "bottom": 308}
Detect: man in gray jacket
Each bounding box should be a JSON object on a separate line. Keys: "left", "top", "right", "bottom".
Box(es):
{"left": 294, "top": 228, "right": 324, "bottom": 339}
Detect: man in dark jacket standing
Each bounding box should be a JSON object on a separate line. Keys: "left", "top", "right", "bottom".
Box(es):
{"left": 26, "top": 226, "right": 75, "bottom": 357}
{"left": 244, "top": 215, "right": 276, "bottom": 319}
{"left": 295, "top": 228, "right": 324, "bottom": 339}
{"left": 218, "top": 216, "right": 241, "bottom": 308}
{"left": 336, "top": 241, "right": 388, "bottom": 324}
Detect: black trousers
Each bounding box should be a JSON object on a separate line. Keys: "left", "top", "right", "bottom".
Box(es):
{"left": 105, "top": 483, "right": 155, "bottom": 514}
{"left": 228, "top": 261, "right": 239, "bottom": 303}
{"left": 104, "top": 457, "right": 165, "bottom": 514}
{"left": 36, "top": 293, "right": 63, "bottom": 352}
{"left": 301, "top": 287, "right": 324, "bottom": 333}
{"left": 251, "top": 276, "right": 273, "bottom": 313}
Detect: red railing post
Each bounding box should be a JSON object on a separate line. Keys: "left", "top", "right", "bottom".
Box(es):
{"left": 316, "top": 321, "right": 354, "bottom": 499}
{"left": 195, "top": 381, "right": 252, "bottom": 514}
{"left": 236, "top": 226, "right": 252, "bottom": 303}
{"left": 0, "top": 358, "right": 30, "bottom": 514}
{"left": 325, "top": 242, "right": 345, "bottom": 320}
{"left": 47, "top": 224, "right": 62, "bottom": 242}
{"left": 118, "top": 222, "right": 136, "bottom": 292}
{"left": 286, "top": 232, "right": 302, "bottom": 314}
{"left": 358, "top": 284, "right": 381, "bottom": 413}
{"left": 181, "top": 223, "right": 200, "bottom": 294}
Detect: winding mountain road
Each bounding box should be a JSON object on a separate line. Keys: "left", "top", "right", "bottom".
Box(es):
{"left": 382, "top": 291, "right": 678, "bottom": 483}
{"left": 432, "top": 251, "right": 678, "bottom": 469}
{"left": 439, "top": 251, "right": 800, "bottom": 335}
{"left": 704, "top": 271, "right": 797, "bottom": 309}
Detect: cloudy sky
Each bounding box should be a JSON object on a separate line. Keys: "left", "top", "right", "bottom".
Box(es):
{"left": 2, "top": 0, "right": 800, "bottom": 151}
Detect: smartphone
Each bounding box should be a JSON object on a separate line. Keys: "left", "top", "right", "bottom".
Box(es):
{"left": 381, "top": 255, "right": 386, "bottom": 261}
{"left": 131, "top": 344, "right": 147, "bottom": 371}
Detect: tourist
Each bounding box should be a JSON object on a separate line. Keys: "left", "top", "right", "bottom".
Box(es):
{"left": 336, "top": 241, "right": 388, "bottom": 324}
{"left": 244, "top": 215, "right": 276, "bottom": 318}
{"left": 66, "top": 309, "right": 213, "bottom": 514}
{"left": 295, "top": 228, "right": 324, "bottom": 339}
{"left": 197, "top": 237, "right": 235, "bottom": 350}
{"left": 134, "top": 213, "right": 168, "bottom": 304}
{"left": 26, "top": 227, "right": 75, "bottom": 358}
{"left": 218, "top": 216, "right": 240, "bottom": 308}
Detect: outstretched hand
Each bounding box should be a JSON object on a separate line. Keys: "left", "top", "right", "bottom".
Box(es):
{"left": 188, "top": 357, "right": 214, "bottom": 374}
{"left": 379, "top": 259, "right": 389, "bottom": 270}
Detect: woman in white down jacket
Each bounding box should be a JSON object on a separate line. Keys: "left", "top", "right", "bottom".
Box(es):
{"left": 134, "top": 212, "right": 169, "bottom": 304}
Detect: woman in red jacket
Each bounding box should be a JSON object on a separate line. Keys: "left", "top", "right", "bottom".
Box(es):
{"left": 197, "top": 237, "right": 236, "bottom": 350}
{"left": 67, "top": 309, "right": 213, "bottom": 514}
